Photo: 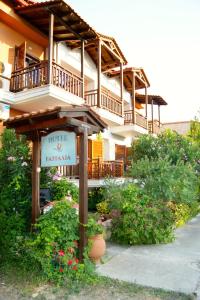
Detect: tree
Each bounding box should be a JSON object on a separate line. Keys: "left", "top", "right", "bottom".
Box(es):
{"left": 189, "top": 110, "right": 200, "bottom": 146}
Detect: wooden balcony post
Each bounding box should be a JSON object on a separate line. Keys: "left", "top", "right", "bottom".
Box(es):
{"left": 48, "top": 13, "right": 54, "bottom": 84}
{"left": 81, "top": 40, "right": 85, "bottom": 98}
{"left": 79, "top": 127, "right": 88, "bottom": 261}
{"left": 31, "top": 138, "right": 41, "bottom": 224}
{"left": 151, "top": 99, "right": 154, "bottom": 133}
{"left": 132, "top": 71, "right": 136, "bottom": 124}
{"left": 98, "top": 157, "right": 101, "bottom": 179}
{"left": 158, "top": 104, "right": 161, "bottom": 127}
{"left": 145, "top": 85, "right": 148, "bottom": 119}
{"left": 120, "top": 62, "right": 124, "bottom": 117}
{"left": 97, "top": 39, "right": 102, "bottom": 108}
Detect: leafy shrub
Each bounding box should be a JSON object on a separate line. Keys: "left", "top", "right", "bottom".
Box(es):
{"left": 131, "top": 130, "right": 199, "bottom": 166}
{"left": 50, "top": 177, "right": 79, "bottom": 202}
{"left": 88, "top": 187, "right": 105, "bottom": 211}
{"left": 110, "top": 184, "right": 175, "bottom": 244}
{"left": 40, "top": 167, "right": 57, "bottom": 188}
{"left": 130, "top": 157, "right": 199, "bottom": 205}
{"left": 28, "top": 201, "right": 94, "bottom": 283}
{"left": 86, "top": 217, "right": 104, "bottom": 237}
{"left": 167, "top": 201, "right": 200, "bottom": 227}
{"left": 102, "top": 179, "right": 138, "bottom": 211}
{"left": 188, "top": 112, "right": 200, "bottom": 146}
{"left": 96, "top": 201, "right": 110, "bottom": 215}
{"left": 0, "top": 129, "right": 31, "bottom": 262}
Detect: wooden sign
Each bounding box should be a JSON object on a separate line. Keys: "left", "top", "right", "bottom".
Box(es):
{"left": 41, "top": 131, "right": 76, "bottom": 167}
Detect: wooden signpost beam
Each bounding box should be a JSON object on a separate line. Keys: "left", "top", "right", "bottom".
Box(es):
{"left": 79, "top": 126, "right": 88, "bottom": 261}
{"left": 31, "top": 137, "right": 41, "bottom": 224}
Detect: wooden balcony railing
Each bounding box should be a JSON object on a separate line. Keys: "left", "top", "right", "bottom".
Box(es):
{"left": 58, "top": 159, "right": 124, "bottom": 179}
{"left": 148, "top": 120, "right": 161, "bottom": 134}
{"left": 10, "top": 61, "right": 83, "bottom": 98}
{"left": 124, "top": 110, "right": 148, "bottom": 129}
{"left": 85, "top": 88, "right": 123, "bottom": 117}
{"left": 88, "top": 159, "right": 124, "bottom": 179}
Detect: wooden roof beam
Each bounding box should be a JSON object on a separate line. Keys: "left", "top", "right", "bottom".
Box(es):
{"left": 54, "top": 21, "right": 83, "bottom": 33}
{"left": 70, "top": 40, "right": 97, "bottom": 49}
{"left": 102, "top": 62, "right": 120, "bottom": 72}
{"left": 135, "top": 72, "right": 148, "bottom": 86}
{"left": 45, "top": 8, "right": 84, "bottom": 40}
{"left": 55, "top": 37, "right": 80, "bottom": 41}
{"left": 101, "top": 40, "right": 124, "bottom": 63}
{"left": 34, "top": 18, "right": 60, "bottom": 26}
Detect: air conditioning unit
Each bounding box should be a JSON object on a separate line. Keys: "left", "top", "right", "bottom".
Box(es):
{"left": 0, "top": 103, "right": 10, "bottom": 120}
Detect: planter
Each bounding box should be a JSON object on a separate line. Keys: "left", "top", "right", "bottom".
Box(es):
{"left": 88, "top": 234, "right": 106, "bottom": 264}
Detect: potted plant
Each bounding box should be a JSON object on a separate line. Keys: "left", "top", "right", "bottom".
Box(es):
{"left": 86, "top": 218, "right": 106, "bottom": 264}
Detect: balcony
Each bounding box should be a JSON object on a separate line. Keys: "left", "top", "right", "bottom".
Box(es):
{"left": 124, "top": 110, "right": 148, "bottom": 129}
{"left": 85, "top": 88, "right": 124, "bottom": 125}
{"left": 148, "top": 120, "right": 161, "bottom": 134}
{"left": 10, "top": 60, "right": 83, "bottom": 96}
{"left": 111, "top": 110, "right": 148, "bottom": 137}
{"left": 58, "top": 159, "right": 124, "bottom": 179}
{"left": 9, "top": 61, "right": 84, "bottom": 111}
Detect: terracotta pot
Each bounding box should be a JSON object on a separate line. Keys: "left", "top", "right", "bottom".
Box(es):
{"left": 88, "top": 234, "right": 106, "bottom": 264}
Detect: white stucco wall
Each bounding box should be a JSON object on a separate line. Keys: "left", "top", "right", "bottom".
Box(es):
{"left": 57, "top": 42, "right": 131, "bottom": 104}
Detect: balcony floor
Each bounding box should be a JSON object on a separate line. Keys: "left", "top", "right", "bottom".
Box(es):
{"left": 10, "top": 84, "right": 84, "bottom": 112}
{"left": 111, "top": 124, "right": 148, "bottom": 138}
{"left": 68, "top": 177, "right": 127, "bottom": 188}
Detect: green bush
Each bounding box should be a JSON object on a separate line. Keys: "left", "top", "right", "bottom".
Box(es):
{"left": 101, "top": 179, "right": 138, "bottom": 211}
{"left": 167, "top": 201, "right": 200, "bottom": 227}
{"left": 96, "top": 200, "right": 110, "bottom": 215}
{"left": 130, "top": 157, "right": 199, "bottom": 205}
{"left": 131, "top": 130, "right": 199, "bottom": 166}
{"left": 110, "top": 184, "right": 175, "bottom": 245}
{"left": 86, "top": 217, "right": 104, "bottom": 237}
{"left": 0, "top": 129, "right": 31, "bottom": 262}
{"left": 188, "top": 113, "right": 200, "bottom": 146}
{"left": 88, "top": 187, "right": 105, "bottom": 211}
{"left": 28, "top": 201, "right": 94, "bottom": 283}
{"left": 51, "top": 177, "right": 79, "bottom": 202}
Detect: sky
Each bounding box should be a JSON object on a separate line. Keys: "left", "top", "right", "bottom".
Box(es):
{"left": 68, "top": 0, "right": 200, "bottom": 122}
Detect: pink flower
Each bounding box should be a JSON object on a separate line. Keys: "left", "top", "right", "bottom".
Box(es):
{"left": 58, "top": 250, "right": 65, "bottom": 256}
{"left": 21, "top": 162, "right": 28, "bottom": 167}
{"left": 52, "top": 175, "right": 62, "bottom": 181}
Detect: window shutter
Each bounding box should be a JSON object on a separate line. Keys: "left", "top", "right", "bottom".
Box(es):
{"left": 14, "top": 42, "right": 26, "bottom": 71}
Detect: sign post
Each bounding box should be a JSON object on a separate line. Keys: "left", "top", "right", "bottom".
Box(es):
{"left": 4, "top": 106, "right": 106, "bottom": 261}
{"left": 79, "top": 127, "right": 88, "bottom": 260}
